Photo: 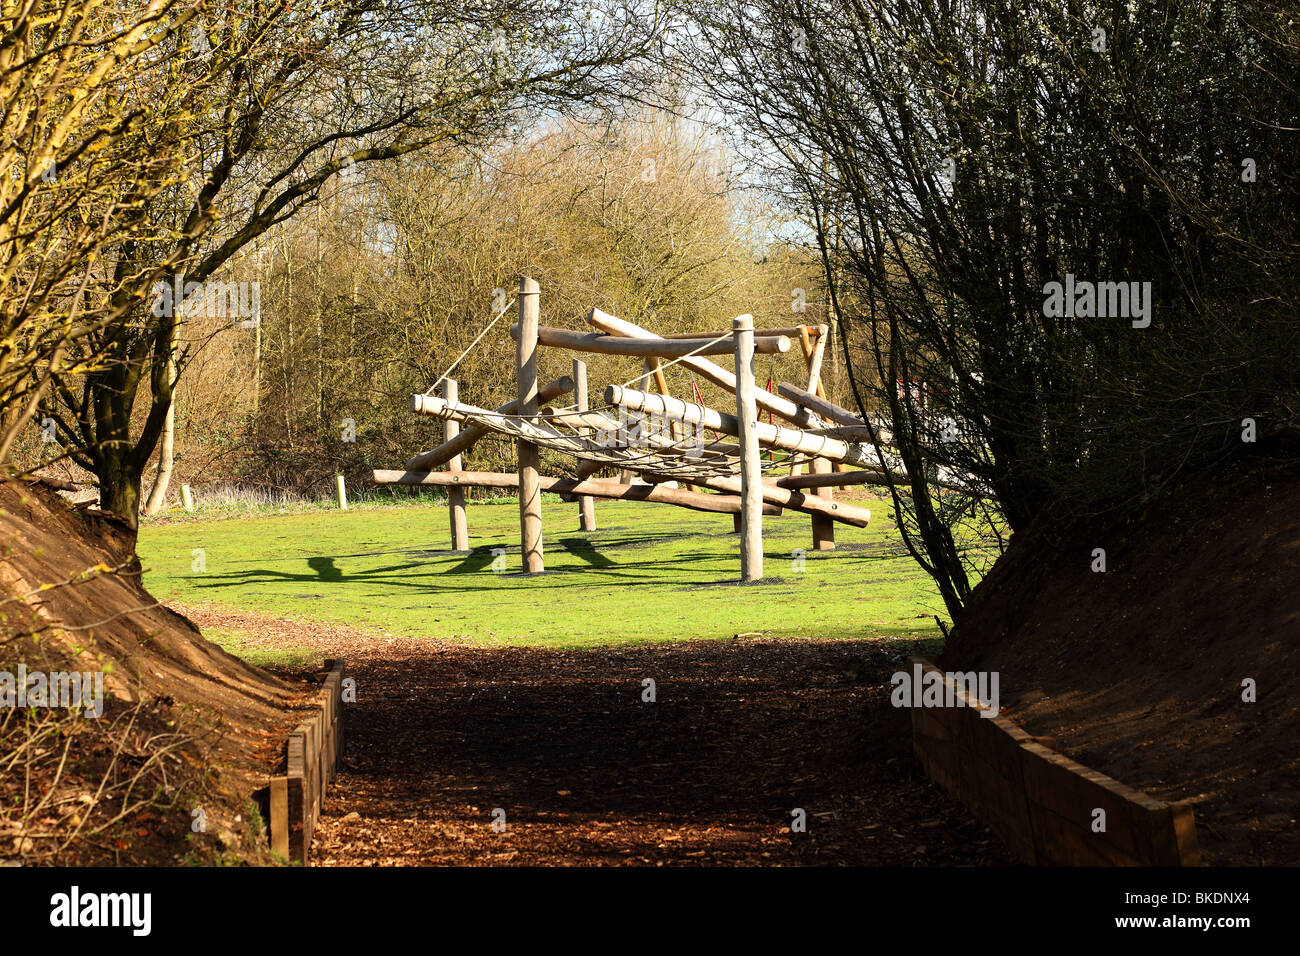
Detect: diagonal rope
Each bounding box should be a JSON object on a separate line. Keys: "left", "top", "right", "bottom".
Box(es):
{"left": 424, "top": 296, "right": 518, "bottom": 396}
{"left": 617, "top": 329, "right": 733, "bottom": 390}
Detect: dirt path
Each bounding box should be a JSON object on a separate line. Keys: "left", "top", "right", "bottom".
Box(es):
{"left": 179, "top": 605, "right": 1014, "bottom": 866}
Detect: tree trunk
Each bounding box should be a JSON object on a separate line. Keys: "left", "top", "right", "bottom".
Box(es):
{"left": 142, "top": 310, "right": 181, "bottom": 517}
{"left": 99, "top": 451, "right": 143, "bottom": 530}
{"left": 141, "top": 393, "right": 175, "bottom": 516}
{"left": 87, "top": 320, "right": 174, "bottom": 535}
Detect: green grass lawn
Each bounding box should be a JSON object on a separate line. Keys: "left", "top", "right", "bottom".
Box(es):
{"left": 138, "top": 492, "right": 962, "bottom": 650}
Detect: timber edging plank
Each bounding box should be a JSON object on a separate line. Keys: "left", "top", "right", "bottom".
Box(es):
{"left": 908, "top": 657, "right": 1201, "bottom": 866}
{"left": 265, "top": 659, "right": 345, "bottom": 865}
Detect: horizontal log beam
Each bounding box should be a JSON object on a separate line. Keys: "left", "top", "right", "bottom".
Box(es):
{"left": 810, "top": 425, "right": 880, "bottom": 442}
{"left": 775, "top": 382, "right": 863, "bottom": 424}
{"left": 773, "top": 466, "right": 979, "bottom": 496}
{"left": 777, "top": 382, "right": 893, "bottom": 443}
{"left": 660, "top": 325, "right": 823, "bottom": 341}
{"left": 776, "top": 381, "right": 863, "bottom": 425}
{"left": 774, "top": 470, "right": 893, "bottom": 490}
{"left": 606, "top": 385, "right": 872, "bottom": 467}
{"left": 411, "top": 393, "right": 597, "bottom": 451}
{"left": 644, "top": 471, "right": 871, "bottom": 528}
{"left": 538, "top": 407, "right": 616, "bottom": 431}
{"left": 372, "top": 470, "right": 780, "bottom": 516}
{"left": 405, "top": 375, "right": 574, "bottom": 471}
{"left": 536, "top": 406, "right": 739, "bottom": 472}
{"left": 587, "top": 309, "right": 821, "bottom": 427}
{"left": 514, "top": 323, "right": 790, "bottom": 357}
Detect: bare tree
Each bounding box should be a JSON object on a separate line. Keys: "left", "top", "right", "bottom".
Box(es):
{"left": 0, "top": 1, "right": 200, "bottom": 464}
{"left": 695, "top": 0, "right": 1300, "bottom": 616}
{"left": 42, "top": 0, "right": 667, "bottom": 528}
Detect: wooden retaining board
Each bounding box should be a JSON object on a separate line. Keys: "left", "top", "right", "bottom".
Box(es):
{"left": 908, "top": 657, "right": 1201, "bottom": 866}
{"left": 267, "top": 659, "right": 345, "bottom": 865}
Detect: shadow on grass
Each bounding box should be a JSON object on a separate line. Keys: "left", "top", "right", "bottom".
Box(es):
{"left": 182, "top": 541, "right": 733, "bottom": 596}
{"left": 307, "top": 556, "right": 343, "bottom": 581}
{"left": 557, "top": 537, "right": 616, "bottom": 569}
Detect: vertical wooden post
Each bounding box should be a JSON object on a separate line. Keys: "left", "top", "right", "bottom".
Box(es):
{"left": 269, "top": 776, "right": 289, "bottom": 859}
{"left": 444, "top": 378, "right": 469, "bottom": 551}
{"left": 517, "top": 276, "right": 544, "bottom": 573}
{"left": 573, "top": 358, "right": 597, "bottom": 532}
{"left": 790, "top": 326, "right": 815, "bottom": 479}
{"left": 335, "top": 474, "right": 348, "bottom": 510}
{"left": 807, "top": 325, "right": 828, "bottom": 398}
{"left": 733, "top": 314, "right": 763, "bottom": 581}
{"left": 810, "top": 459, "right": 835, "bottom": 551}
{"left": 814, "top": 322, "right": 848, "bottom": 475}
{"left": 803, "top": 325, "right": 835, "bottom": 550}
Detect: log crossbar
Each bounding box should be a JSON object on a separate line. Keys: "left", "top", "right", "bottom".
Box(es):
{"left": 606, "top": 385, "right": 873, "bottom": 468}
{"left": 660, "top": 325, "right": 823, "bottom": 341}
{"left": 643, "top": 471, "right": 872, "bottom": 528}
{"left": 512, "top": 323, "right": 791, "bottom": 357}
{"left": 372, "top": 469, "right": 781, "bottom": 517}
{"left": 587, "top": 308, "right": 822, "bottom": 428}
{"left": 777, "top": 381, "right": 892, "bottom": 443}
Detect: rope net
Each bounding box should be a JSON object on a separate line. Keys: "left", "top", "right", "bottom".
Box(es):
{"left": 416, "top": 301, "right": 830, "bottom": 481}
{"left": 446, "top": 403, "right": 817, "bottom": 482}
